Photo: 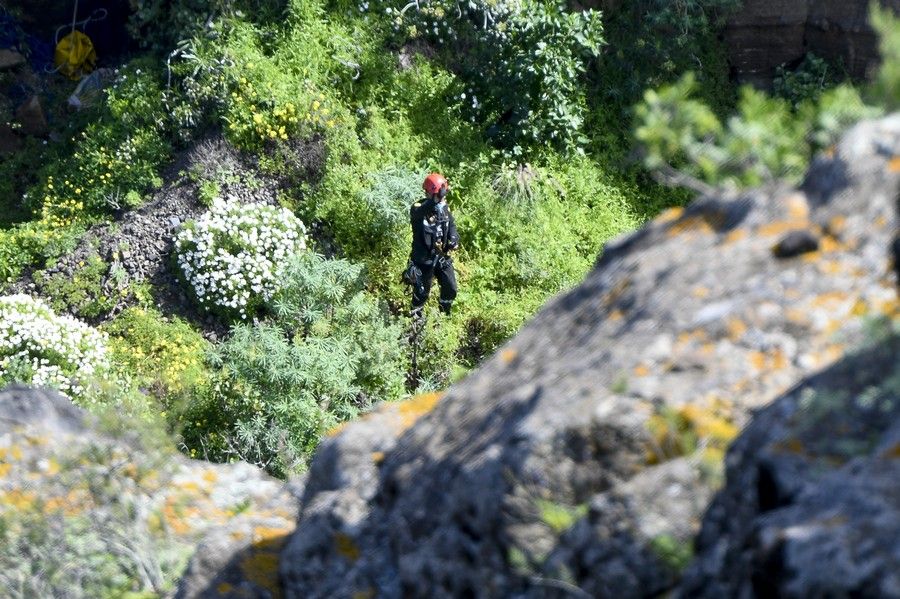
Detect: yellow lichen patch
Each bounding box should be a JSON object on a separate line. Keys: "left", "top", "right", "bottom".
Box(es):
{"left": 749, "top": 350, "right": 766, "bottom": 371}
{"left": 882, "top": 443, "right": 900, "bottom": 459}
{"left": 680, "top": 405, "right": 739, "bottom": 443}
{"left": 334, "top": 532, "right": 361, "bottom": 562}
{"left": 784, "top": 193, "right": 810, "bottom": 221}
{"left": 397, "top": 392, "right": 443, "bottom": 432}
{"left": 889, "top": 156, "right": 900, "bottom": 173}
{"left": 163, "top": 498, "right": 192, "bottom": 535}
{"left": 785, "top": 288, "right": 801, "bottom": 300}
{"left": 810, "top": 291, "right": 850, "bottom": 310}
{"left": 326, "top": 421, "right": 349, "bottom": 438}
{"left": 202, "top": 469, "right": 218, "bottom": 484}
{"left": 816, "top": 259, "right": 843, "bottom": 275}
{"left": 785, "top": 308, "right": 810, "bottom": 326}
{"left": 827, "top": 215, "right": 847, "bottom": 235}
{"left": 700, "top": 342, "right": 715, "bottom": 356}
{"left": 253, "top": 526, "right": 293, "bottom": 547}
{"left": 818, "top": 235, "right": 842, "bottom": 254}
{"left": 776, "top": 438, "right": 805, "bottom": 454}
{"left": 217, "top": 583, "right": 234, "bottom": 595}
{"left": 655, "top": 206, "right": 684, "bottom": 224}
{"left": 1, "top": 489, "right": 37, "bottom": 510}
{"left": 756, "top": 221, "right": 808, "bottom": 238}
{"left": 240, "top": 552, "right": 281, "bottom": 598}
{"left": 179, "top": 481, "right": 201, "bottom": 494}
{"left": 231, "top": 530, "right": 247, "bottom": 542}
{"left": 44, "top": 458, "right": 60, "bottom": 476}
{"left": 691, "top": 286, "right": 710, "bottom": 299}
{"left": 607, "top": 309, "right": 624, "bottom": 322}
{"left": 666, "top": 215, "right": 714, "bottom": 238}
{"left": 0, "top": 463, "right": 11, "bottom": 478}
{"left": 500, "top": 348, "right": 518, "bottom": 364}
{"left": 352, "top": 590, "right": 376, "bottom": 599}
{"left": 633, "top": 364, "right": 650, "bottom": 377}
{"left": 875, "top": 215, "right": 888, "bottom": 228}
{"left": 722, "top": 228, "right": 748, "bottom": 244}
{"left": 726, "top": 318, "right": 747, "bottom": 341}
{"left": 8, "top": 445, "right": 22, "bottom": 461}
{"left": 850, "top": 298, "right": 869, "bottom": 317}
{"left": 748, "top": 348, "right": 788, "bottom": 371}
{"left": 371, "top": 451, "right": 385, "bottom": 464}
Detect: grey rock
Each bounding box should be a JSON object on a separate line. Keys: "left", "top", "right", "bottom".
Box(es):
{"left": 0, "top": 48, "right": 25, "bottom": 70}
{"left": 679, "top": 335, "right": 900, "bottom": 598}
{"left": 15, "top": 95, "right": 48, "bottom": 137}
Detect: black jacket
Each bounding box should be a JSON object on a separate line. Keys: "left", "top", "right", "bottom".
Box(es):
{"left": 410, "top": 197, "right": 459, "bottom": 265}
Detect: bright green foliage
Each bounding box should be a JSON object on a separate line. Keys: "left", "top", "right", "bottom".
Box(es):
{"left": 184, "top": 253, "right": 406, "bottom": 476}
{"left": 103, "top": 307, "right": 212, "bottom": 401}
{"left": 635, "top": 73, "right": 881, "bottom": 189}
{"left": 372, "top": 0, "right": 604, "bottom": 154}
{"left": 32, "top": 253, "right": 115, "bottom": 321}
{"left": 870, "top": 4, "right": 900, "bottom": 110}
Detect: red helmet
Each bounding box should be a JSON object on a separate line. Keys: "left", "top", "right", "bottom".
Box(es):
{"left": 423, "top": 173, "right": 448, "bottom": 196}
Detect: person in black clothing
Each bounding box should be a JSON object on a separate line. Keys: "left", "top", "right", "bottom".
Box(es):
{"left": 408, "top": 172, "right": 459, "bottom": 315}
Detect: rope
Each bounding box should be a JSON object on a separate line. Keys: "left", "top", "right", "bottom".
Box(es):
{"left": 45, "top": 1, "right": 107, "bottom": 74}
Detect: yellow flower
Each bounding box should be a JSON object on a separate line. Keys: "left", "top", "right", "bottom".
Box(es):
{"left": 312, "top": 100, "right": 320, "bottom": 110}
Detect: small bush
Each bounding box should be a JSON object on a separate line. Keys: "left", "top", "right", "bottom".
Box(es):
{"left": 0, "top": 295, "right": 111, "bottom": 405}
{"left": 103, "top": 307, "right": 212, "bottom": 401}
{"left": 184, "top": 252, "right": 407, "bottom": 476}
{"left": 32, "top": 253, "right": 116, "bottom": 321}
{"left": 174, "top": 198, "right": 308, "bottom": 319}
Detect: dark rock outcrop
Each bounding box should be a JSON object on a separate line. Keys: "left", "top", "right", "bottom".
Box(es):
{"left": 273, "top": 116, "right": 898, "bottom": 597}
{"left": 725, "top": 0, "right": 900, "bottom": 87}
{"left": 679, "top": 334, "right": 900, "bottom": 597}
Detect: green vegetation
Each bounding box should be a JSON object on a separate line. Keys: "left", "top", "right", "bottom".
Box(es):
{"left": 1, "top": 0, "right": 896, "bottom": 492}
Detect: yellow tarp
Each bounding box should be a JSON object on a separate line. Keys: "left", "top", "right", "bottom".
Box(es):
{"left": 54, "top": 30, "right": 97, "bottom": 80}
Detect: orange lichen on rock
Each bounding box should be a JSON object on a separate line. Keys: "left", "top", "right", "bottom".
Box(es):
{"left": 722, "top": 228, "right": 748, "bottom": 244}
{"left": 397, "top": 392, "right": 443, "bottom": 432}
{"left": 633, "top": 364, "right": 650, "bottom": 377}
{"left": 756, "top": 221, "right": 808, "bottom": 238}
{"left": 656, "top": 206, "right": 684, "bottom": 224}
{"left": 889, "top": 156, "right": 900, "bottom": 172}
{"left": 334, "top": 532, "right": 361, "bottom": 562}
{"left": 666, "top": 215, "right": 714, "bottom": 238}
{"left": 500, "top": 348, "right": 518, "bottom": 364}
{"left": 726, "top": 318, "right": 748, "bottom": 341}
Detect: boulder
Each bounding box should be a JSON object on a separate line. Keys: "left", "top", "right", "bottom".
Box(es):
{"left": 15, "top": 95, "right": 48, "bottom": 137}
{"left": 679, "top": 334, "right": 900, "bottom": 597}
{"left": 0, "top": 48, "right": 26, "bottom": 71}
{"left": 0, "top": 385, "right": 297, "bottom": 597}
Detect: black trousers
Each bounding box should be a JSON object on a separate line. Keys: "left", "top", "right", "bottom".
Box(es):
{"left": 411, "top": 257, "right": 457, "bottom": 312}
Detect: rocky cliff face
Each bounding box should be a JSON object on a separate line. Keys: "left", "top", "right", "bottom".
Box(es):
{"left": 726, "top": 0, "right": 900, "bottom": 87}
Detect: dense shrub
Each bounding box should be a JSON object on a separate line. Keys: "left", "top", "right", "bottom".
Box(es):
{"left": 103, "top": 307, "right": 212, "bottom": 401}
{"left": 634, "top": 73, "right": 881, "bottom": 190}
{"left": 175, "top": 198, "right": 308, "bottom": 319}
{"left": 365, "top": 0, "right": 604, "bottom": 155}
{"left": 0, "top": 295, "right": 111, "bottom": 404}
{"left": 181, "top": 252, "right": 406, "bottom": 476}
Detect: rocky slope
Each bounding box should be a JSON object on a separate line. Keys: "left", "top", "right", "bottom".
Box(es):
{"left": 726, "top": 0, "right": 900, "bottom": 87}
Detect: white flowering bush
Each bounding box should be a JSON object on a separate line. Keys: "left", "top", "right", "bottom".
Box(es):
{"left": 175, "top": 198, "right": 308, "bottom": 319}
{"left": 0, "top": 295, "right": 111, "bottom": 404}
